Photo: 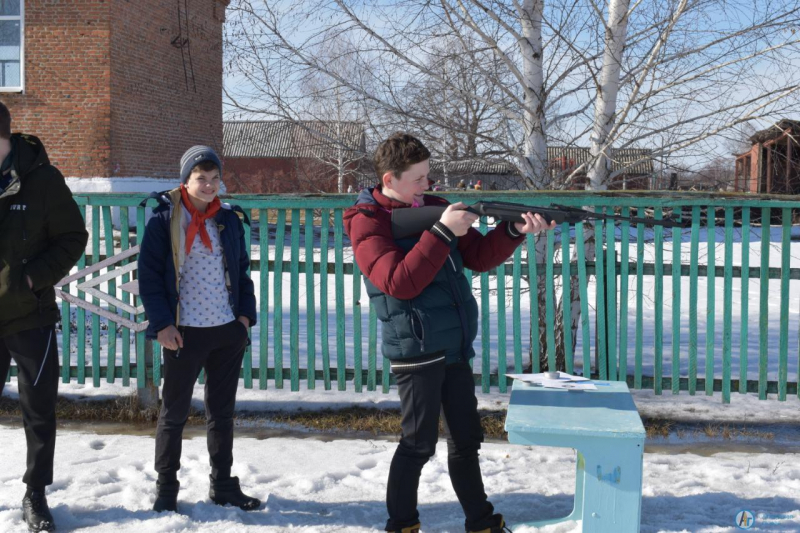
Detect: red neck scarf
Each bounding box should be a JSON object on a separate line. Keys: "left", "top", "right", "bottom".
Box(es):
{"left": 180, "top": 185, "right": 221, "bottom": 255}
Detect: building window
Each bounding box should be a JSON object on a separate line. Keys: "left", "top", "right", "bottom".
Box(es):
{"left": 0, "top": 0, "right": 22, "bottom": 92}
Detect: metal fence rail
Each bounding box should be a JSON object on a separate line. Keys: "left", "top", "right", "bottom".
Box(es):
{"left": 5, "top": 191, "right": 800, "bottom": 402}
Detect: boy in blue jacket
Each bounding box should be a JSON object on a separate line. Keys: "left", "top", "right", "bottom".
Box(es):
{"left": 138, "top": 146, "right": 259, "bottom": 513}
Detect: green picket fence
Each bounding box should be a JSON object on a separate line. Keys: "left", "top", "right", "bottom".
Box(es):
{"left": 5, "top": 191, "right": 800, "bottom": 402}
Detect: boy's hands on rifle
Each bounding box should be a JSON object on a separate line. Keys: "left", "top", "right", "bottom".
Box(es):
{"left": 157, "top": 325, "right": 184, "bottom": 351}
{"left": 439, "top": 202, "right": 480, "bottom": 236}
{"left": 515, "top": 212, "right": 557, "bottom": 234}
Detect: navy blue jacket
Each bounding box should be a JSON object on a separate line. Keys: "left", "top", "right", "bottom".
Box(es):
{"left": 138, "top": 190, "right": 257, "bottom": 339}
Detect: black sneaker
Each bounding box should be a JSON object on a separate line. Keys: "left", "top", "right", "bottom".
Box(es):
{"left": 22, "top": 491, "right": 55, "bottom": 532}
{"left": 209, "top": 475, "right": 261, "bottom": 511}
{"left": 152, "top": 479, "right": 180, "bottom": 513}
{"left": 386, "top": 523, "right": 421, "bottom": 533}
{"left": 468, "top": 514, "right": 511, "bottom": 533}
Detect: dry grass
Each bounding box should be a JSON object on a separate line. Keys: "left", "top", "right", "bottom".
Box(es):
{"left": 0, "top": 397, "right": 776, "bottom": 442}
{"left": 644, "top": 418, "right": 676, "bottom": 438}
{"left": 642, "top": 417, "right": 775, "bottom": 441}
{"left": 237, "top": 407, "right": 509, "bottom": 440}
{"left": 0, "top": 397, "right": 508, "bottom": 438}
{"left": 706, "top": 423, "right": 774, "bottom": 441}
{"left": 0, "top": 394, "right": 204, "bottom": 425}
{"left": 248, "top": 407, "right": 401, "bottom": 436}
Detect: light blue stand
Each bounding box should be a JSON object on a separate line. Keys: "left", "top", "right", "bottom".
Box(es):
{"left": 504, "top": 380, "right": 645, "bottom": 532}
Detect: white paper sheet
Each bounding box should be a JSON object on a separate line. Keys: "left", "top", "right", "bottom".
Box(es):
{"left": 507, "top": 372, "right": 597, "bottom": 390}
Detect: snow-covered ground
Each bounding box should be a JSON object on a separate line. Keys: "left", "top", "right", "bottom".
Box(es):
{"left": 2, "top": 221, "right": 798, "bottom": 531}
{"left": 0, "top": 422, "right": 797, "bottom": 533}
{"left": 2, "top": 375, "right": 799, "bottom": 531}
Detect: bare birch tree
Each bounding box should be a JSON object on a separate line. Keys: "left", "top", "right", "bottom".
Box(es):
{"left": 224, "top": 27, "right": 372, "bottom": 192}
{"left": 226, "top": 0, "right": 800, "bottom": 185}
{"left": 225, "top": 0, "right": 800, "bottom": 371}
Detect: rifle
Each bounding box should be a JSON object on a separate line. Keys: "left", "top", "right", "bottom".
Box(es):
{"left": 391, "top": 200, "right": 680, "bottom": 239}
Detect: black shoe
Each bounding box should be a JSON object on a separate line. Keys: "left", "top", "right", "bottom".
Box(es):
{"left": 468, "top": 513, "right": 511, "bottom": 533}
{"left": 22, "top": 491, "right": 55, "bottom": 532}
{"left": 386, "top": 523, "right": 421, "bottom": 533}
{"left": 152, "top": 479, "right": 180, "bottom": 513}
{"left": 209, "top": 475, "right": 261, "bottom": 511}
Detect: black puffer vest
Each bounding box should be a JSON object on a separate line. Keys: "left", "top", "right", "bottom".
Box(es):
{"left": 358, "top": 198, "right": 479, "bottom": 364}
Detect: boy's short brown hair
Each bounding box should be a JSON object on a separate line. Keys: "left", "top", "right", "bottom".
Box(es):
{"left": 373, "top": 132, "right": 431, "bottom": 185}
{"left": 0, "top": 101, "right": 11, "bottom": 140}
{"left": 190, "top": 160, "right": 220, "bottom": 175}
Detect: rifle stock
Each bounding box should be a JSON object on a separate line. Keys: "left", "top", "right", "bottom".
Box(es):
{"left": 391, "top": 200, "right": 680, "bottom": 240}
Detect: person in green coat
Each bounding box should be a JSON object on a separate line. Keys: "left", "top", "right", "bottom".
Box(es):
{"left": 0, "top": 100, "right": 88, "bottom": 532}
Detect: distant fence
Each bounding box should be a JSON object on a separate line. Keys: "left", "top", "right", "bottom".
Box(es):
{"left": 6, "top": 191, "right": 800, "bottom": 403}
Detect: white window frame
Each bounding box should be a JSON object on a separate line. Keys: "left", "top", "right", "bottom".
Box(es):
{"left": 0, "top": 0, "right": 23, "bottom": 93}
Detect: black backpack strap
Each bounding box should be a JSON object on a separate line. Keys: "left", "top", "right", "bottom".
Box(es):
{"left": 138, "top": 190, "right": 173, "bottom": 208}
{"left": 230, "top": 204, "right": 250, "bottom": 226}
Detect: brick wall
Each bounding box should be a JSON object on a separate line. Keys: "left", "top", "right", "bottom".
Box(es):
{"left": 735, "top": 145, "right": 760, "bottom": 193}
{"left": 110, "top": 0, "right": 228, "bottom": 178}
{"left": 1, "top": 0, "right": 227, "bottom": 179}
{"left": 224, "top": 157, "right": 359, "bottom": 193}
{"left": 1, "top": 0, "right": 112, "bottom": 177}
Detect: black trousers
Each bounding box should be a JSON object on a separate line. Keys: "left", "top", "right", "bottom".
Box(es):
{"left": 386, "top": 361, "right": 495, "bottom": 532}
{"left": 154, "top": 320, "right": 248, "bottom": 479}
{"left": 0, "top": 325, "right": 60, "bottom": 488}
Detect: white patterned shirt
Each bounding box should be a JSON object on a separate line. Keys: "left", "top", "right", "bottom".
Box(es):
{"left": 178, "top": 205, "right": 236, "bottom": 327}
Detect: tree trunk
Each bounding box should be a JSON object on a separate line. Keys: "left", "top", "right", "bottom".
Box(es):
{"left": 588, "top": 0, "right": 631, "bottom": 190}
{"left": 570, "top": 224, "right": 596, "bottom": 376}
{"left": 519, "top": 0, "right": 548, "bottom": 189}
{"left": 568, "top": 0, "right": 629, "bottom": 375}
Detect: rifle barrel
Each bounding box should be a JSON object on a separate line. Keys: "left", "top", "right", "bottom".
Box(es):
{"left": 588, "top": 212, "right": 680, "bottom": 228}
{"left": 390, "top": 201, "right": 681, "bottom": 239}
